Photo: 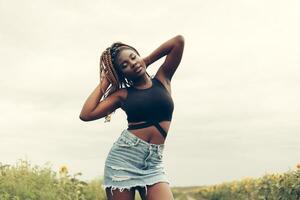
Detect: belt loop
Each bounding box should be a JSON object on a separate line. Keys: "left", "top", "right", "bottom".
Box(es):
{"left": 157, "top": 145, "right": 163, "bottom": 159}
{"left": 134, "top": 138, "right": 140, "bottom": 146}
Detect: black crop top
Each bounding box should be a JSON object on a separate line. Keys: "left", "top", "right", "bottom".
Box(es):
{"left": 120, "top": 77, "right": 174, "bottom": 138}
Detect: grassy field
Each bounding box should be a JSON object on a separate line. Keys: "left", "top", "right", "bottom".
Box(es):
{"left": 0, "top": 159, "right": 299, "bottom": 200}
{"left": 171, "top": 166, "right": 300, "bottom": 200}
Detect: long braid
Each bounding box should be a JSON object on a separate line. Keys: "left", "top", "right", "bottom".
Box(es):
{"left": 99, "top": 42, "right": 151, "bottom": 122}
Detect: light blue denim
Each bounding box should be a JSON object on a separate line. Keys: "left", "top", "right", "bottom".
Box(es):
{"left": 102, "top": 129, "right": 170, "bottom": 196}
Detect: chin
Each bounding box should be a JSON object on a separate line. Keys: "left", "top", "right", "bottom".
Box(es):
{"left": 140, "top": 68, "right": 147, "bottom": 76}
{"left": 134, "top": 72, "right": 145, "bottom": 79}
{"left": 142, "top": 66, "right": 147, "bottom": 73}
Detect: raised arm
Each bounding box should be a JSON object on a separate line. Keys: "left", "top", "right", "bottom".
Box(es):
{"left": 143, "top": 35, "right": 185, "bottom": 81}
{"left": 79, "top": 74, "right": 123, "bottom": 122}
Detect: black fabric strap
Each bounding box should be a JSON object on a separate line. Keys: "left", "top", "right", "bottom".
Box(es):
{"left": 127, "top": 121, "right": 167, "bottom": 138}
{"left": 128, "top": 121, "right": 154, "bottom": 129}
{"left": 153, "top": 122, "right": 167, "bottom": 138}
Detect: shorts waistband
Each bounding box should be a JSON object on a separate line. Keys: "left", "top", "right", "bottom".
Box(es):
{"left": 121, "top": 129, "right": 165, "bottom": 150}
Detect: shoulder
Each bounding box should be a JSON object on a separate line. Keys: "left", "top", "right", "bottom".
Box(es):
{"left": 154, "top": 74, "right": 172, "bottom": 95}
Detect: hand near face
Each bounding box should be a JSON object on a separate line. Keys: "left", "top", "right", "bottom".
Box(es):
{"left": 100, "top": 70, "right": 110, "bottom": 93}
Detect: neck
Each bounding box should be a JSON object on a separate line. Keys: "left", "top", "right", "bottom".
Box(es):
{"left": 131, "top": 74, "right": 151, "bottom": 87}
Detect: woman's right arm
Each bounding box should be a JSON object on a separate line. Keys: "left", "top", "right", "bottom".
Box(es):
{"left": 79, "top": 74, "right": 123, "bottom": 121}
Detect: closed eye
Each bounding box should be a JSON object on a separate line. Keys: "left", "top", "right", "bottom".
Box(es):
{"left": 121, "top": 53, "right": 136, "bottom": 68}
{"left": 122, "top": 63, "right": 128, "bottom": 68}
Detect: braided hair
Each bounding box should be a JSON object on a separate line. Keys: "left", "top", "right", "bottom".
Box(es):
{"left": 99, "top": 42, "right": 150, "bottom": 122}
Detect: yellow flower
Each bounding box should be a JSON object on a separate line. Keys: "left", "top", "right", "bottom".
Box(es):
{"left": 59, "top": 165, "right": 68, "bottom": 176}
{"left": 297, "top": 163, "right": 300, "bottom": 169}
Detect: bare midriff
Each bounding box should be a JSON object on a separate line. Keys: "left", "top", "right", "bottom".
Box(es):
{"left": 127, "top": 121, "right": 171, "bottom": 145}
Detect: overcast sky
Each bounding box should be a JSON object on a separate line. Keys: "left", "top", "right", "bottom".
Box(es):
{"left": 1, "top": 0, "right": 300, "bottom": 187}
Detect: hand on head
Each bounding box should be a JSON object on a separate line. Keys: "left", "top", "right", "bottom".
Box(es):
{"left": 100, "top": 70, "right": 110, "bottom": 93}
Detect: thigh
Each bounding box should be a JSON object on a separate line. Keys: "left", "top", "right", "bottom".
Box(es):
{"left": 105, "top": 187, "right": 136, "bottom": 200}
{"left": 146, "top": 182, "right": 174, "bottom": 200}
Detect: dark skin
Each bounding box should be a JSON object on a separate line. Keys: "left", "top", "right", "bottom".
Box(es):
{"left": 80, "top": 35, "right": 185, "bottom": 200}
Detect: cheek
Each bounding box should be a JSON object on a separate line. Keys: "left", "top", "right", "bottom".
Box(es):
{"left": 120, "top": 68, "right": 132, "bottom": 77}
{"left": 117, "top": 64, "right": 127, "bottom": 74}
{"left": 121, "top": 67, "right": 128, "bottom": 73}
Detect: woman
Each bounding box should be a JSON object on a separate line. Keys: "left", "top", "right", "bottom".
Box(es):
{"left": 80, "top": 35, "right": 185, "bottom": 200}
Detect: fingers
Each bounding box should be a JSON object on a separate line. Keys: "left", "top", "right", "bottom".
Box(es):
{"left": 100, "top": 69, "right": 108, "bottom": 80}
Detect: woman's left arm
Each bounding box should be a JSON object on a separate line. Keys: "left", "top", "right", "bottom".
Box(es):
{"left": 143, "top": 35, "right": 185, "bottom": 81}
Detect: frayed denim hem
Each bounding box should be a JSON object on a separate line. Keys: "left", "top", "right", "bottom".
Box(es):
{"left": 102, "top": 181, "right": 170, "bottom": 197}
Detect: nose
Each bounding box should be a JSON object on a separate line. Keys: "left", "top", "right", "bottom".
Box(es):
{"left": 129, "top": 60, "right": 138, "bottom": 68}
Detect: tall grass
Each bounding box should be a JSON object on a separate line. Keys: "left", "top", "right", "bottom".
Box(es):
{"left": 0, "top": 159, "right": 106, "bottom": 200}
{"left": 193, "top": 167, "right": 300, "bottom": 200}
{"left": 1, "top": 159, "right": 299, "bottom": 200}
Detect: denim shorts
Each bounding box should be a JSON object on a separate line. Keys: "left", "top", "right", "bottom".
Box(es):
{"left": 102, "top": 129, "right": 170, "bottom": 196}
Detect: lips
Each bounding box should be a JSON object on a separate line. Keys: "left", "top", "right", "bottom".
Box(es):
{"left": 133, "top": 64, "right": 143, "bottom": 73}
{"left": 135, "top": 66, "right": 142, "bottom": 73}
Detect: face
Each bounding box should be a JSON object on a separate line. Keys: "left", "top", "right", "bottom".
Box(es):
{"left": 115, "top": 48, "right": 147, "bottom": 80}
